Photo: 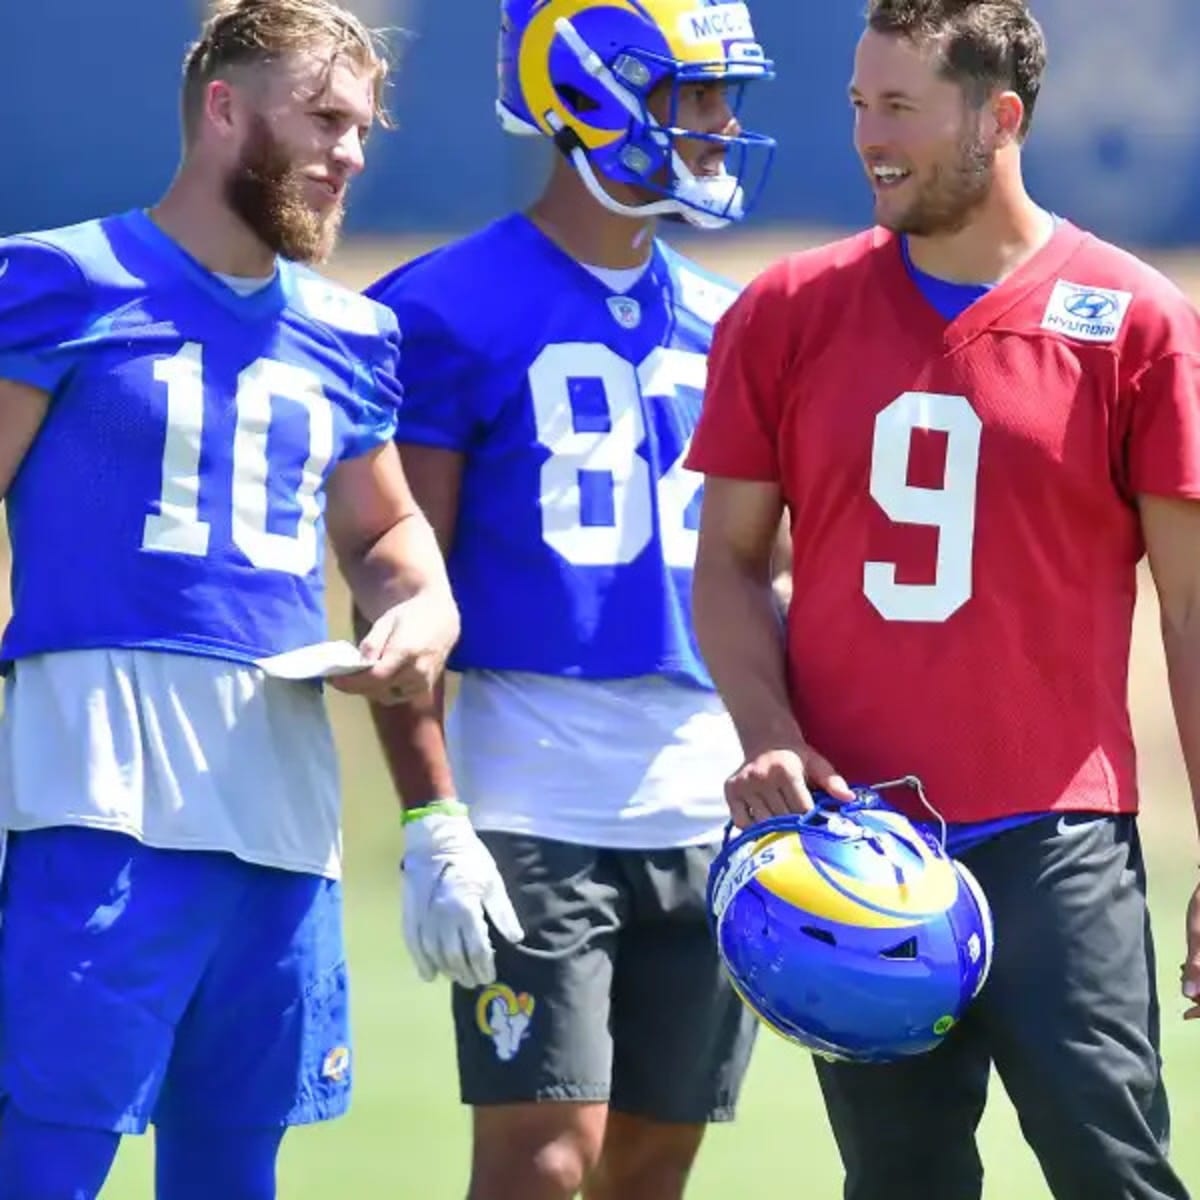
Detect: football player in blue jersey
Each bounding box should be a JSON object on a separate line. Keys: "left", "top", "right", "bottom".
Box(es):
{"left": 364, "top": 3, "right": 776, "bottom": 1197}
{"left": 0, "top": 2, "right": 458, "bottom": 1198}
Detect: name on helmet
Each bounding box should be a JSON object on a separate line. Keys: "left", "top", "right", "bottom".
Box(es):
{"left": 679, "top": 2, "right": 754, "bottom": 45}
{"left": 711, "top": 840, "right": 777, "bottom": 922}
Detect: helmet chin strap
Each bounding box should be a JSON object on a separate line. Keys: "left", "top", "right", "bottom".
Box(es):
{"left": 549, "top": 16, "right": 742, "bottom": 229}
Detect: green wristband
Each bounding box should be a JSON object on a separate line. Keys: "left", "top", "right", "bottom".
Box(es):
{"left": 401, "top": 799, "right": 468, "bottom": 825}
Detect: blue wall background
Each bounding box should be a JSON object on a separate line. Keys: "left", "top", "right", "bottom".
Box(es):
{"left": 3, "top": 0, "right": 1199, "bottom": 246}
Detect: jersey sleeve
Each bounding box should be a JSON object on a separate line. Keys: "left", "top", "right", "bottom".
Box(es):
{"left": 367, "top": 270, "right": 496, "bottom": 452}
{"left": 342, "top": 311, "right": 401, "bottom": 459}
{"left": 685, "top": 275, "right": 787, "bottom": 481}
{"left": 1125, "top": 350, "right": 1200, "bottom": 499}
{"left": 0, "top": 236, "right": 92, "bottom": 392}
{"left": 1114, "top": 278, "right": 1200, "bottom": 500}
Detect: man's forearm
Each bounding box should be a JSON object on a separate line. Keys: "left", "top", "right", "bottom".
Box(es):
{"left": 367, "top": 679, "right": 456, "bottom": 811}
{"left": 350, "top": 576, "right": 457, "bottom": 812}
{"left": 694, "top": 559, "right": 805, "bottom": 755}
{"left": 341, "top": 509, "right": 451, "bottom": 623}
{"left": 342, "top": 510, "right": 460, "bottom": 808}
{"left": 1162, "top": 620, "right": 1200, "bottom": 839}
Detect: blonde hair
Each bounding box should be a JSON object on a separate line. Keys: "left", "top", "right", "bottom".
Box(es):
{"left": 182, "top": 0, "right": 391, "bottom": 139}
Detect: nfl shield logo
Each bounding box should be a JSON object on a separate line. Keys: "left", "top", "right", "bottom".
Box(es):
{"left": 607, "top": 295, "right": 641, "bottom": 329}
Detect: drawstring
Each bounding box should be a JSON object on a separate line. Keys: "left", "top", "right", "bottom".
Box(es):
{"left": 510, "top": 920, "right": 622, "bottom": 961}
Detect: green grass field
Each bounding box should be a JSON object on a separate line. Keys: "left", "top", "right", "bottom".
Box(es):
{"left": 32, "top": 231, "right": 1200, "bottom": 1196}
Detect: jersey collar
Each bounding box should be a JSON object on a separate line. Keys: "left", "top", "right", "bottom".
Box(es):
{"left": 874, "top": 220, "right": 1091, "bottom": 350}
{"left": 510, "top": 212, "right": 669, "bottom": 303}
{"left": 122, "top": 209, "right": 291, "bottom": 320}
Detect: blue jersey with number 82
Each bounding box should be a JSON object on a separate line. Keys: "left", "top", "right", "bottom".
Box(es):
{"left": 367, "top": 215, "right": 738, "bottom": 689}
{"left": 0, "top": 211, "right": 399, "bottom": 665}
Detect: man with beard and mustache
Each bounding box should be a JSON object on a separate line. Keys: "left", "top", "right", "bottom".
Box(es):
{"left": 687, "top": 1, "right": 1200, "bottom": 1199}
{"left": 0, "top": 2, "right": 459, "bottom": 1198}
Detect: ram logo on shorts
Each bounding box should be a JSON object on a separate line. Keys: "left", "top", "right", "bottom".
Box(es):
{"left": 320, "top": 1045, "right": 351, "bottom": 1082}
{"left": 476, "top": 983, "right": 536, "bottom": 1062}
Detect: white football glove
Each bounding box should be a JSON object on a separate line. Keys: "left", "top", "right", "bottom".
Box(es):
{"left": 401, "top": 808, "right": 525, "bottom": 989}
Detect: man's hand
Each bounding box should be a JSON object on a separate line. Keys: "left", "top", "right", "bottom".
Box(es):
{"left": 401, "top": 809, "right": 524, "bottom": 989}
{"left": 725, "top": 745, "right": 854, "bottom": 829}
{"left": 332, "top": 592, "right": 459, "bottom": 706}
{"left": 1182, "top": 881, "right": 1200, "bottom": 1021}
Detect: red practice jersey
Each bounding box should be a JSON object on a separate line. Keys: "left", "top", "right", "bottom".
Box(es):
{"left": 688, "top": 222, "right": 1200, "bottom": 822}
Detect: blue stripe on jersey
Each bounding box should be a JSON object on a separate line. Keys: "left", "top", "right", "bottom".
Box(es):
{"left": 0, "top": 211, "right": 400, "bottom": 665}
{"left": 367, "top": 214, "right": 737, "bottom": 689}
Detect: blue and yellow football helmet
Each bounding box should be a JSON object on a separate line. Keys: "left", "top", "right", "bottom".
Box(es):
{"left": 707, "top": 787, "right": 994, "bottom": 1063}
{"left": 497, "top": 0, "right": 776, "bottom": 227}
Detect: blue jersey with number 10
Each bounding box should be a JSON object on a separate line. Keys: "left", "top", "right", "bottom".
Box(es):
{"left": 368, "top": 214, "right": 738, "bottom": 689}
{"left": 0, "top": 211, "right": 400, "bottom": 666}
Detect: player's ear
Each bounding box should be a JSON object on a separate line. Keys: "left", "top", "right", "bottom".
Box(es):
{"left": 203, "top": 78, "right": 240, "bottom": 141}
{"left": 991, "top": 89, "right": 1024, "bottom": 146}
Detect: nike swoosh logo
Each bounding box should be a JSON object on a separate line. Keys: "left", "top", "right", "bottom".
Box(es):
{"left": 1056, "top": 813, "right": 1102, "bottom": 836}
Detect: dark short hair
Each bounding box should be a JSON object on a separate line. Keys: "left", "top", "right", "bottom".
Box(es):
{"left": 865, "top": 0, "right": 1046, "bottom": 137}
{"left": 182, "top": 0, "right": 390, "bottom": 140}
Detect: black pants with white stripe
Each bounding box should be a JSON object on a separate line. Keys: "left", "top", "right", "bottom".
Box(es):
{"left": 814, "top": 814, "right": 1191, "bottom": 1200}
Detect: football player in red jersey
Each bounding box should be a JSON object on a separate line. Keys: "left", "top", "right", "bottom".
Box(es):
{"left": 688, "top": 1, "right": 1199, "bottom": 1197}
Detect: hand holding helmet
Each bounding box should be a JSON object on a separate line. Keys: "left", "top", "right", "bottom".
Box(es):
{"left": 724, "top": 744, "right": 856, "bottom": 828}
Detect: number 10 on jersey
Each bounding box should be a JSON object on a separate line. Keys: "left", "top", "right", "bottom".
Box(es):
{"left": 142, "top": 342, "right": 333, "bottom": 577}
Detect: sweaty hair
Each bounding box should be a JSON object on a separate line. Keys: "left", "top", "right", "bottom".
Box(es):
{"left": 865, "top": 0, "right": 1046, "bottom": 138}
{"left": 182, "top": 0, "right": 390, "bottom": 140}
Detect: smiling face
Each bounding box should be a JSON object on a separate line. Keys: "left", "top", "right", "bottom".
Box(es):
{"left": 850, "top": 28, "right": 997, "bottom": 237}
{"left": 220, "top": 47, "right": 375, "bottom": 263}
